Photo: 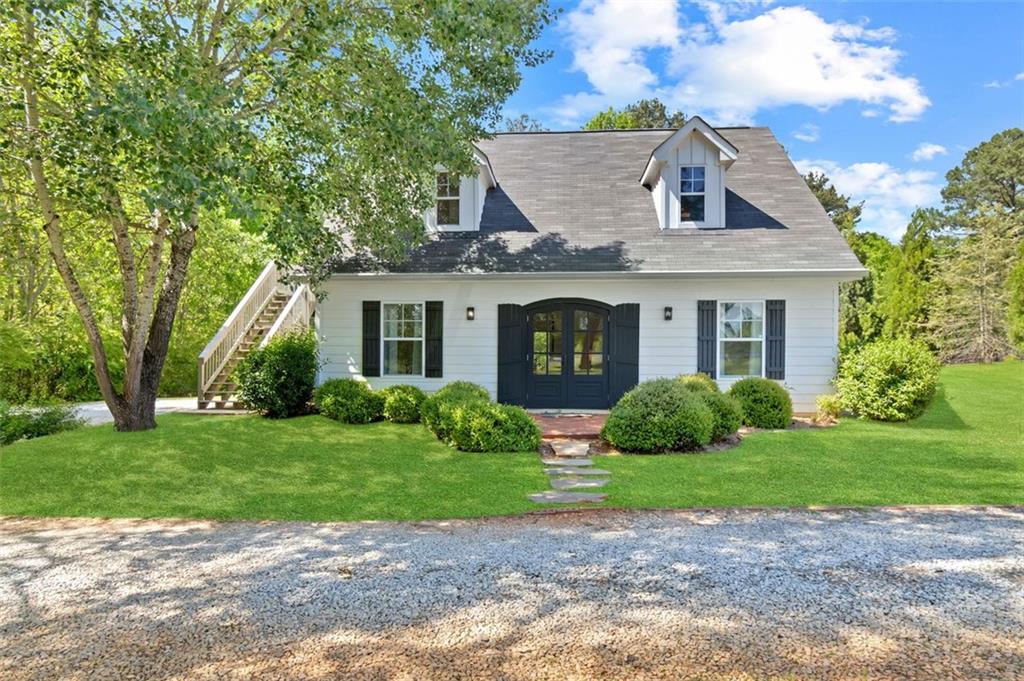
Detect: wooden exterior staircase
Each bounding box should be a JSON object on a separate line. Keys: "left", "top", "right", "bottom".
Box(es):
{"left": 197, "top": 262, "right": 316, "bottom": 410}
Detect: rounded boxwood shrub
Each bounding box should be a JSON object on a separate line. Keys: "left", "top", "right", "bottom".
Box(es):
{"left": 677, "top": 372, "right": 720, "bottom": 393}
{"left": 835, "top": 338, "right": 939, "bottom": 421}
{"left": 698, "top": 391, "right": 743, "bottom": 442}
{"left": 314, "top": 378, "right": 384, "bottom": 424}
{"left": 235, "top": 331, "right": 318, "bottom": 418}
{"left": 728, "top": 377, "right": 792, "bottom": 429}
{"left": 421, "top": 381, "right": 490, "bottom": 437}
{"left": 449, "top": 401, "right": 541, "bottom": 452}
{"left": 380, "top": 384, "right": 426, "bottom": 423}
{"left": 601, "top": 378, "right": 714, "bottom": 453}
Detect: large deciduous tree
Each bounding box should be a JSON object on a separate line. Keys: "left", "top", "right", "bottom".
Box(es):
{"left": 1, "top": 0, "right": 552, "bottom": 431}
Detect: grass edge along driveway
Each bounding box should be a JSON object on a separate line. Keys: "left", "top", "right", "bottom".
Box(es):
{"left": 1, "top": 361, "right": 1021, "bottom": 521}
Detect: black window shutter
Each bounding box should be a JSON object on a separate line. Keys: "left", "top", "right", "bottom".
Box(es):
{"left": 765, "top": 299, "right": 786, "bottom": 379}
{"left": 497, "top": 304, "right": 527, "bottom": 405}
{"left": 425, "top": 301, "right": 443, "bottom": 378}
{"left": 362, "top": 301, "right": 381, "bottom": 377}
{"left": 609, "top": 303, "right": 640, "bottom": 403}
{"left": 697, "top": 300, "right": 717, "bottom": 378}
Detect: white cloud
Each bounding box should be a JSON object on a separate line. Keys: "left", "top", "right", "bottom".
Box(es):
{"left": 792, "top": 124, "right": 820, "bottom": 142}
{"left": 982, "top": 80, "right": 1007, "bottom": 89}
{"left": 553, "top": 0, "right": 681, "bottom": 122}
{"left": 1017, "top": 72, "right": 1024, "bottom": 81}
{"left": 795, "top": 159, "right": 942, "bottom": 238}
{"left": 910, "top": 142, "right": 947, "bottom": 162}
{"left": 552, "top": 2, "right": 930, "bottom": 126}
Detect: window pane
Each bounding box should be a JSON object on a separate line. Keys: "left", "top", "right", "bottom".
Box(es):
{"left": 533, "top": 332, "right": 546, "bottom": 354}
{"left": 384, "top": 340, "right": 422, "bottom": 375}
{"left": 721, "top": 320, "right": 741, "bottom": 338}
{"left": 721, "top": 341, "right": 762, "bottom": 377}
{"left": 680, "top": 166, "right": 693, "bottom": 180}
{"left": 437, "top": 172, "right": 459, "bottom": 198}
{"left": 547, "top": 332, "right": 562, "bottom": 355}
{"left": 384, "top": 304, "right": 401, "bottom": 322}
{"left": 399, "top": 321, "right": 422, "bottom": 338}
{"left": 692, "top": 167, "right": 705, "bottom": 180}
{"left": 742, "top": 320, "right": 762, "bottom": 338}
{"left": 383, "top": 320, "right": 400, "bottom": 337}
{"left": 533, "top": 354, "right": 547, "bottom": 375}
{"left": 680, "top": 195, "right": 705, "bottom": 222}
{"left": 722, "top": 303, "right": 741, "bottom": 321}
{"left": 574, "top": 331, "right": 603, "bottom": 353}
{"left": 548, "top": 353, "right": 562, "bottom": 375}
{"left": 691, "top": 180, "right": 705, "bottom": 193}
{"left": 437, "top": 198, "right": 459, "bottom": 225}
{"left": 574, "top": 352, "right": 603, "bottom": 375}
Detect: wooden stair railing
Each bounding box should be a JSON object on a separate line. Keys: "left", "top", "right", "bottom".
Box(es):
{"left": 197, "top": 262, "right": 318, "bottom": 410}
{"left": 197, "top": 261, "right": 278, "bottom": 408}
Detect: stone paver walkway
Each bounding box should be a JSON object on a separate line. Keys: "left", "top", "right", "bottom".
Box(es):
{"left": 529, "top": 436, "right": 609, "bottom": 504}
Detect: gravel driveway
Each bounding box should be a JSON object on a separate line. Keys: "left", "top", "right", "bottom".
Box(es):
{"left": 2, "top": 508, "right": 1022, "bottom": 680}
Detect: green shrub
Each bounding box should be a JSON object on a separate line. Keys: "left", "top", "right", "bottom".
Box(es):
{"left": 602, "top": 378, "right": 714, "bottom": 453}
{"left": 314, "top": 379, "right": 384, "bottom": 424}
{"left": 234, "top": 331, "right": 318, "bottom": 418}
{"left": 434, "top": 381, "right": 491, "bottom": 402}
{"left": 448, "top": 401, "right": 541, "bottom": 452}
{"left": 835, "top": 338, "right": 939, "bottom": 421}
{"left": 677, "top": 372, "right": 720, "bottom": 393}
{"left": 728, "top": 378, "right": 793, "bottom": 429}
{"left": 380, "top": 385, "right": 426, "bottom": 423}
{"left": 421, "top": 382, "right": 490, "bottom": 438}
{"left": 815, "top": 394, "right": 842, "bottom": 423}
{"left": 1, "top": 401, "right": 84, "bottom": 446}
{"left": 698, "top": 391, "right": 743, "bottom": 442}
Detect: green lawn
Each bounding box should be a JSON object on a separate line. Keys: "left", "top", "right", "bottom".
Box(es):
{"left": 1, "top": 362, "right": 1021, "bottom": 521}
{"left": 602, "top": 361, "right": 1023, "bottom": 507}
{"left": 0, "top": 415, "right": 549, "bottom": 521}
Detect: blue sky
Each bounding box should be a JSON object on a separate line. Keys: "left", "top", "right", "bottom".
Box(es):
{"left": 502, "top": 1, "right": 1024, "bottom": 238}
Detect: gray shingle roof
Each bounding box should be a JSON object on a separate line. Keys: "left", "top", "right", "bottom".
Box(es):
{"left": 334, "top": 127, "right": 864, "bottom": 274}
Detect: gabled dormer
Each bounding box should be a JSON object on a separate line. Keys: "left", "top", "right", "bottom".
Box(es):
{"left": 640, "top": 117, "right": 738, "bottom": 230}
{"left": 425, "top": 145, "right": 497, "bottom": 233}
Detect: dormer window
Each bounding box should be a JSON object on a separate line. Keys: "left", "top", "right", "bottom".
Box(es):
{"left": 680, "top": 165, "right": 705, "bottom": 224}
{"left": 436, "top": 172, "right": 460, "bottom": 227}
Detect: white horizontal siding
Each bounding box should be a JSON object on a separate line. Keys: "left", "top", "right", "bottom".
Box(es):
{"left": 317, "top": 275, "right": 842, "bottom": 412}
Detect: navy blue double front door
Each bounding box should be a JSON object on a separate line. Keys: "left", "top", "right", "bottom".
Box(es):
{"left": 526, "top": 302, "right": 609, "bottom": 409}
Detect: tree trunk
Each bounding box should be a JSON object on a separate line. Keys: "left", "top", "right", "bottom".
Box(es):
{"left": 109, "top": 225, "right": 197, "bottom": 432}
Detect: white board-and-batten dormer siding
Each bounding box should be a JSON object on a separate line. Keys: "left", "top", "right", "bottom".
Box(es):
{"left": 316, "top": 274, "right": 844, "bottom": 412}
{"left": 651, "top": 132, "right": 726, "bottom": 230}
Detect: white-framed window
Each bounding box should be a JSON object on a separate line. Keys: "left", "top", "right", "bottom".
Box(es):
{"left": 382, "top": 302, "right": 424, "bottom": 376}
{"left": 436, "top": 172, "right": 459, "bottom": 227}
{"left": 679, "top": 165, "right": 705, "bottom": 224}
{"left": 719, "top": 301, "right": 764, "bottom": 378}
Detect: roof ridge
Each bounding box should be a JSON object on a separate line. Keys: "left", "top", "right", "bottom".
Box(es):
{"left": 489, "top": 126, "right": 759, "bottom": 137}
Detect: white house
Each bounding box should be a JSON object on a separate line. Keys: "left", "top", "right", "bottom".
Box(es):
{"left": 199, "top": 118, "right": 865, "bottom": 412}
{"left": 313, "top": 118, "right": 865, "bottom": 412}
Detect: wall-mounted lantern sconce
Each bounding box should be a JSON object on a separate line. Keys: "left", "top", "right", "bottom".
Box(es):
{"left": 466, "top": 306, "right": 475, "bottom": 321}
{"left": 664, "top": 306, "right": 673, "bottom": 321}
